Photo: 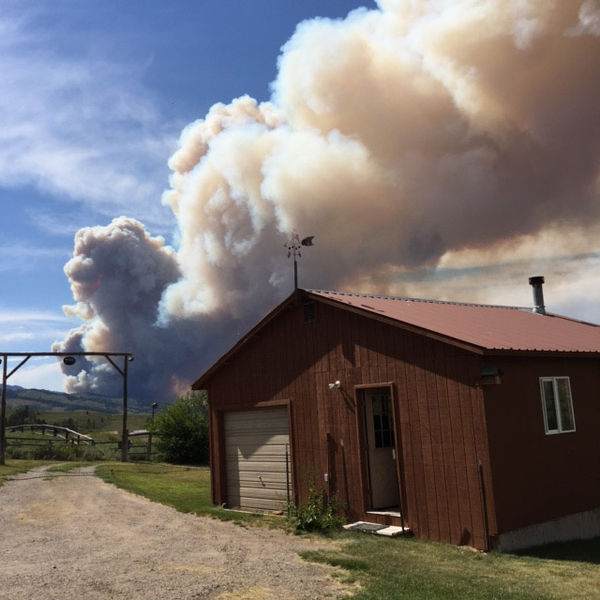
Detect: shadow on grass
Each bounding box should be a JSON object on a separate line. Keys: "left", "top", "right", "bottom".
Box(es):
{"left": 514, "top": 537, "right": 600, "bottom": 565}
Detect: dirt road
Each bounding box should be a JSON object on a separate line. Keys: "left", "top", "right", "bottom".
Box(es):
{"left": 0, "top": 466, "right": 348, "bottom": 599}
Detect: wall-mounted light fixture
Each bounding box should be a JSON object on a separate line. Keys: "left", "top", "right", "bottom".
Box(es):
{"left": 328, "top": 380, "right": 341, "bottom": 390}
{"left": 480, "top": 366, "right": 502, "bottom": 385}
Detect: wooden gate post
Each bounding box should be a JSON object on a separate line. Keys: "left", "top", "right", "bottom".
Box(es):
{"left": 121, "top": 355, "right": 129, "bottom": 462}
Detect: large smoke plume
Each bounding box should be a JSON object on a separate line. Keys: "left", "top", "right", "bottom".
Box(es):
{"left": 55, "top": 0, "right": 600, "bottom": 401}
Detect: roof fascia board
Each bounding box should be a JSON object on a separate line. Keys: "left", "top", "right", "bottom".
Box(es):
{"left": 306, "top": 292, "right": 484, "bottom": 355}
{"left": 482, "top": 349, "right": 600, "bottom": 358}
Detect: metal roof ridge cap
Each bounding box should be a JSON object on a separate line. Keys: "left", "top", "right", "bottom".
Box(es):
{"left": 306, "top": 289, "right": 528, "bottom": 311}
{"left": 539, "top": 311, "right": 600, "bottom": 327}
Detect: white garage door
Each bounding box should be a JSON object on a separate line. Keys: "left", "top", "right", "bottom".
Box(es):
{"left": 224, "top": 407, "right": 291, "bottom": 512}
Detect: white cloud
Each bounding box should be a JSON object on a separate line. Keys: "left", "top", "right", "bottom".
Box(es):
{"left": 0, "top": 307, "right": 79, "bottom": 354}
{"left": 1, "top": 331, "right": 35, "bottom": 342}
{"left": 0, "top": 10, "right": 177, "bottom": 232}
{"left": 0, "top": 242, "right": 71, "bottom": 272}
{"left": 0, "top": 308, "right": 68, "bottom": 323}
{"left": 0, "top": 308, "right": 86, "bottom": 390}
{"left": 5, "top": 358, "right": 66, "bottom": 392}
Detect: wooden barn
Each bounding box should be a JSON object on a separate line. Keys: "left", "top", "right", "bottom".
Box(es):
{"left": 193, "top": 278, "right": 600, "bottom": 551}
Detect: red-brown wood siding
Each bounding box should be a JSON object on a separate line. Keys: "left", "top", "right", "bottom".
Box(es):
{"left": 203, "top": 299, "right": 490, "bottom": 549}
{"left": 482, "top": 355, "right": 600, "bottom": 537}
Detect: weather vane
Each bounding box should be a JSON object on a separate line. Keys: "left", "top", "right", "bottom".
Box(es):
{"left": 285, "top": 231, "right": 314, "bottom": 291}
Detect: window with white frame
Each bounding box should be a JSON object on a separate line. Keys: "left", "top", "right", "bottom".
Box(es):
{"left": 539, "top": 377, "right": 576, "bottom": 434}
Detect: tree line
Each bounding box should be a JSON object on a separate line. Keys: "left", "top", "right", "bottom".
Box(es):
{"left": 6, "top": 392, "right": 210, "bottom": 466}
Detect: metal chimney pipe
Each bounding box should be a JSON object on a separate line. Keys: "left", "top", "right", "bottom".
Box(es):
{"left": 529, "top": 276, "right": 546, "bottom": 315}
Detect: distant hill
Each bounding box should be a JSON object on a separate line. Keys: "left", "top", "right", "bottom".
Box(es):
{"left": 4, "top": 385, "right": 150, "bottom": 414}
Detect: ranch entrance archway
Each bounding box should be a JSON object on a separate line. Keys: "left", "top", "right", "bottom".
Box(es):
{"left": 0, "top": 351, "right": 133, "bottom": 465}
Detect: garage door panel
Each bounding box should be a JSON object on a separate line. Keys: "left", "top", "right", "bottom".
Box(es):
{"left": 226, "top": 456, "right": 289, "bottom": 466}
{"left": 232, "top": 485, "right": 290, "bottom": 498}
{"left": 225, "top": 460, "right": 289, "bottom": 472}
{"left": 224, "top": 407, "right": 291, "bottom": 511}
{"left": 226, "top": 494, "right": 286, "bottom": 512}
{"left": 226, "top": 434, "right": 290, "bottom": 446}
{"left": 228, "top": 473, "right": 289, "bottom": 486}
{"left": 226, "top": 412, "right": 287, "bottom": 429}
{"left": 225, "top": 449, "right": 289, "bottom": 461}
{"left": 226, "top": 446, "right": 289, "bottom": 459}
{"left": 233, "top": 497, "right": 288, "bottom": 512}
{"left": 226, "top": 422, "right": 287, "bottom": 434}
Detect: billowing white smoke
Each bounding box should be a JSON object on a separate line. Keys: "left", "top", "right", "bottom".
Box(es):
{"left": 56, "top": 0, "right": 600, "bottom": 400}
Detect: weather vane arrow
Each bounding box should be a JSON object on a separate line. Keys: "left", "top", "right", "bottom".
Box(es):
{"left": 285, "top": 232, "right": 315, "bottom": 291}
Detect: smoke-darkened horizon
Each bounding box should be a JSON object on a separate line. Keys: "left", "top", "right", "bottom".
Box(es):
{"left": 53, "top": 0, "right": 600, "bottom": 401}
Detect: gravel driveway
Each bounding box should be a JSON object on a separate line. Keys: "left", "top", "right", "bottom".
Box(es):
{"left": 0, "top": 466, "right": 349, "bottom": 600}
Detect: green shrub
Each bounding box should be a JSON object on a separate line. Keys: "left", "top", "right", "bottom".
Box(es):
{"left": 150, "top": 391, "right": 209, "bottom": 465}
{"left": 19, "top": 443, "right": 104, "bottom": 461}
{"left": 288, "top": 487, "right": 344, "bottom": 532}
{"left": 6, "top": 447, "right": 29, "bottom": 460}
{"left": 6, "top": 406, "right": 45, "bottom": 427}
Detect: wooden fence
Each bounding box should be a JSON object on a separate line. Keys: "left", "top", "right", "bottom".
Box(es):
{"left": 6, "top": 424, "right": 94, "bottom": 444}
{"left": 5, "top": 425, "right": 157, "bottom": 460}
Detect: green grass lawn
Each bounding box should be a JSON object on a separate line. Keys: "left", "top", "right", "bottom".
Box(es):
{"left": 95, "top": 462, "right": 281, "bottom": 528}
{"left": 95, "top": 462, "right": 600, "bottom": 600}
{"left": 0, "top": 459, "right": 49, "bottom": 486}
{"left": 303, "top": 534, "right": 600, "bottom": 600}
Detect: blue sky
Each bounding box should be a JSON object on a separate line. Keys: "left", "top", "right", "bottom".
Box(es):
{"left": 1, "top": 1, "right": 599, "bottom": 395}
{"left": 0, "top": 0, "right": 375, "bottom": 389}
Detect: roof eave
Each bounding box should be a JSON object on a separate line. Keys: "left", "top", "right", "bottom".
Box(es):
{"left": 481, "top": 348, "right": 600, "bottom": 358}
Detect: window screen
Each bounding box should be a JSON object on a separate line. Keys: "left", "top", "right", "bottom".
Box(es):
{"left": 539, "top": 377, "right": 575, "bottom": 434}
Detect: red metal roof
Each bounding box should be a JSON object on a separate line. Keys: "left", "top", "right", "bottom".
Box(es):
{"left": 308, "top": 290, "right": 600, "bottom": 353}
